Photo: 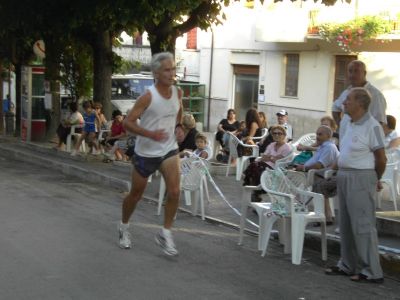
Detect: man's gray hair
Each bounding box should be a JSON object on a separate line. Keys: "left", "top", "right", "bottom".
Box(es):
{"left": 348, "top": 60, "right": 367, "bottom": 72}
{"left": 350, "top": 87, "right": 371, "bottom": 110}
{"left": 151, "top": 52, "right": 174, "bottom": 73}
{"left": 318, "top": 125, "right": 333, "bottom": 138}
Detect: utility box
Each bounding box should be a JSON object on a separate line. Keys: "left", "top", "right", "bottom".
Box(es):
{"left": 21, "top": 66, "right": 46, "bottom": 142}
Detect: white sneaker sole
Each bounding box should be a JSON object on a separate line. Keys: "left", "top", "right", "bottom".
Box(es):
{"left": 118, "top": 242, "right": 131, "bottom": 249}
{"left": 119, "top": 229, "right": 131, "bottom": 249}
{"left": 155, "top": 234, "right": 178, "bottom": 256}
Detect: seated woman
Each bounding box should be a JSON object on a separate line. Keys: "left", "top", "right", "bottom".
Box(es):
{"left": 55, "top": 102, "right": 84, "bottom": 151}
{"left": 237, "top": 108, "right": 263, "bottom": 157}
{"left": 216, "top": 108, "right": 240, "bottom": 151}
{"left": 242, "top": 108, "right": 263, "bottom": 145}
{"left": 383, "top": 115, "right": 400, "bottom": 149}
{"left": 243, "top": 125, "right": 292, "bottom": 201}
{"left": 177, "top": 114, "right": 199, "bottom": 157}
{"left": 93, "top": 102, "right": 108, "bottom": 132}
{"left": 258, "top": 111, "right": 268, "bottom": 129}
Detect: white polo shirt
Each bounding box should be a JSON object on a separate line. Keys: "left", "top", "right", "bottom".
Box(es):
{"left": 332, "top": 82, "right": 387, "bottom": 124}
{"left": 338, "top": 113, "right": 385, "bottom": 169}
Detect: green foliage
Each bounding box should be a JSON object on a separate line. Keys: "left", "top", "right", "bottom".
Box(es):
{"left": 318, "top": 16, "right": 392, "bottom": 52}
{"left": 59, "top": 41, "right": 93, "bottom": 100}
{"left": 113, "top": 56, "right": 142, "bottom": 74}
{"left": 274, "top": 0, "right": 350, "bottom": 5}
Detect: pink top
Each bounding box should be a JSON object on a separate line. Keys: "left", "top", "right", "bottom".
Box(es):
{"left": 263, "top": 142, "right": 292, "bottom": 168}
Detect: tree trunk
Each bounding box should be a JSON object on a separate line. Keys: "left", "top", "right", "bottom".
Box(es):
{"left": 14, "top": 63, "right": 21, "bottom": 137}
{"left": 92, "top": 30, "right": 113, "bottom": 119}
{"left": 149, "top": 32, "right": 176, "bottom": 56}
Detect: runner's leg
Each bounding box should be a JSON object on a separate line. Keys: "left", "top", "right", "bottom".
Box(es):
{"left": 159, "top": 154, "right": 180, "bottom": 229}
{"left": 122, "top": 168, "right": 148, "bottom": 223}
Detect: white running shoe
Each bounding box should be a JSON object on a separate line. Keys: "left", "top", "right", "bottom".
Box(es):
{"left": 92, "top": 149, "right": 101, "bottom": 156}
{"left": 118, "top": 225, "right": 132, "bottom": 249}
{"left": 155, "top": 229, "right": 178, "bottom": 256}
{"left": 70, "top": 149, "right": 78, "bottom": 156}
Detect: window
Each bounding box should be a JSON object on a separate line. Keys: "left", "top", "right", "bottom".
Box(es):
{"left": 284, "top": 54, "right": 299, "bottom": 97}
{"left": 333, "top": 55, "right": 357, "bottom": 100}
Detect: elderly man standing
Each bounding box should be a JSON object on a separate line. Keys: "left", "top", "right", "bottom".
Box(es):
{"left": 295, "top": 125, "right": 339, "bottom": 224}
{"left": 332, "top": 60, "right": 386, "bottom": 126}
{"left": 325, "top": 87, "right": 386, "bottom": 283}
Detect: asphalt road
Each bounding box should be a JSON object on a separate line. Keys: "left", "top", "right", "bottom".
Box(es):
{"left": 0, "top": 156, "right": 399, "bottom": 300}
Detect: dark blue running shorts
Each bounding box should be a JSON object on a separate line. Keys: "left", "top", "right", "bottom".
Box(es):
{"left": 132, "top": 149, "right": 179, "bottom": 178}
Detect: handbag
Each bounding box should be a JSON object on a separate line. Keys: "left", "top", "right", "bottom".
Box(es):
{"left": 291, "top": 150, "right": 313, "bottom": 165}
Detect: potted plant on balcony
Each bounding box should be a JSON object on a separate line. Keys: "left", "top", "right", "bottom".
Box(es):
{"left": 317, "top": 15, "right": 392, "bottom": 52}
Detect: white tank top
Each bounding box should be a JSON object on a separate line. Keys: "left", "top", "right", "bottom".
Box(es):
{"left": 135, "top": 84, "right": 180, "bottom": 157}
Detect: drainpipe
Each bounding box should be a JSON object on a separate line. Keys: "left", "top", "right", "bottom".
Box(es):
{"left": 206, "top": 28, "right": 214, "bottom": 131}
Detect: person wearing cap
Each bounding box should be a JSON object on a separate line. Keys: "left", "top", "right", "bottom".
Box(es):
{"left": 276, "top": 109, "right": 293, "bottom": 142}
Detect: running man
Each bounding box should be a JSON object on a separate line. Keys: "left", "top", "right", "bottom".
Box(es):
{"left": 118, "top": 52, "right": 183, "bottom": 256}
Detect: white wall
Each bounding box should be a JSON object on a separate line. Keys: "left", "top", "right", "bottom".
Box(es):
{"left": 359, "top": 52, "right": 400, "bottom": 119}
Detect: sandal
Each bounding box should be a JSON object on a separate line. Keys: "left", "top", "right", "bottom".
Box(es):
{"left": 350, "top": 274, "right": 384, "bottom": 284}
{"left": 325, "top": 266, "right": 349, "bottom": 276}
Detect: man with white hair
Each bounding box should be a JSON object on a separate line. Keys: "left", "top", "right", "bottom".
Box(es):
{"left": 295, "top": 125, "right": 339, "bottom": 224}
{"left": 325, "top": 87, "right": 386, "bottom": 283}
{"left": 332, "top": 60, "right": 386, "bottom": 126}
{"left": 119, "top": 52, "right": 183, "bottom": 256}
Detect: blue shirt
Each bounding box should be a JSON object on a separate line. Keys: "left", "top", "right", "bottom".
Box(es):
{"left": 83, "top": 111, "right": 96, "bottom": 133}
{"left": 305, "top": 140, "right": 339, "bottom": 169}
{"left": 3, "top": 99, "right": 10, "bottom": 113}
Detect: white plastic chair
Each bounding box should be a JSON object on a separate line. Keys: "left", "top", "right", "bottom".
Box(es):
{"left": 225, "top": 132, "right": 259, "bottom": 181}
{"left": 240, "top": 168, "right": 327, "bottom": 265}
{"left": 66, "top": 125, "right": 86, "bottom": 153}
{"left": 157, "top": 157, "right": 209, "bottom": 220}
{"left": 203, "top": 131, "right": 221, "bottom": 160}
{"left": 252, "top": 128, "right": 269, "bottom": 143}
{"left": 377, "top": 159, "right": 398, "bottom": 211}
{"left": 291, "top": 133, "right": 317, "bottom": 153}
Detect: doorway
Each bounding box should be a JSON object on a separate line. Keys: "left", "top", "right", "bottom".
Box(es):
{"left": 333, "top": 55, "right": 357, "bottom": 100}
{"left": 233, "top": 65, "right": 259, "bottom": 121}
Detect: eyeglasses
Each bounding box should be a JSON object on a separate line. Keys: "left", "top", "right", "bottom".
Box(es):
{"left": 272, "top": 132, "right": 284, "bottom": 136}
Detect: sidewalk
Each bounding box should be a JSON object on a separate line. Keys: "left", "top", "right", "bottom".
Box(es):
{"left": 0, "top": 136, "right": 399, "bottom": 278}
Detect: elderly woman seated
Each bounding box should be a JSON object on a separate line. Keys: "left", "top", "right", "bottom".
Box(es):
{"left": 176, "top": 114, "right": 199, "bottom": 158}
{"left": 383, "top": 115, "right": 400, "bottom": 149}
{"left": 242, "top": 125, "right": 292, "bottom": 202}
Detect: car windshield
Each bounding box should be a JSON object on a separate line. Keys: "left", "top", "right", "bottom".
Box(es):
{"left": 111, "top": 78, "right": 154, "bottom": 100}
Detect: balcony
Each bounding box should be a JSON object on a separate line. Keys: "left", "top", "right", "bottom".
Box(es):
{"left": 306, "top": 14, "right": 400, "bottom": 52}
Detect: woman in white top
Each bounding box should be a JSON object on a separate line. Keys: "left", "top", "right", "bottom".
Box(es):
{"left": 383, "top": 115, "right": 400, "bottom": 149}
{"left": 55, "top": 101, "right": 84, "bottom": 150}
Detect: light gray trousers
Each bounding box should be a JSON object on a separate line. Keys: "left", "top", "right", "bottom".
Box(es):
{"left": 336, "top": 168, "right": 383, "bottom": 279}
